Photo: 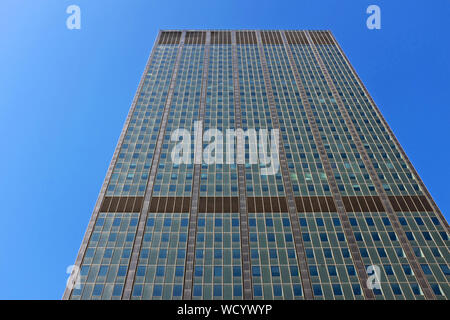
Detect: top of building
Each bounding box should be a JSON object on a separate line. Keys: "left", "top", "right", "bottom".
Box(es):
{"left": 156, "top": 29, "right": 335, "bottom": 45}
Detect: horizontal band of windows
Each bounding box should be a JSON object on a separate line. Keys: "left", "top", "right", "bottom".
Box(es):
{"left": 388, "top": 195, "right": 432, "bottom": 212}
{"left": 99, "top": 195, "right": 433, "bottom": 213}
{"left": 100, "top": 196, "right": 143, "bottom": 213}
{"left": 157, "top": 30, "right": 334, "bottom": 45}
{"left": 341, "top": 195, "right": 431, "bottom": 213}
{"left": 149, "top": 196, "right": 191, "bottom": 213}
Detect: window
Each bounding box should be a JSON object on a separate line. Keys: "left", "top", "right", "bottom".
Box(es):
{"left": 360, "top": 248, "right": 368, "bottom": 258}
{"left": 112, "top": 284, "right": 123, "bottom": 296}
{"left": 431, "top": 248, "right": 441, "bottom": 257}
{"left": 402, "top": 264, "right": 413, "bottom": 276}
{"left": 299, "top": 218, "right": 307, "bottom": 226}
{"left": 132, "top": 285, "right": 142, "bottom": 297}
{"left": 373, "top": 287, "right": 383, "bottom": 296}
{"left": 388, "top": 232, "right": 397, "bottom": 241}
{"left": 332, "top": 284, "right": 343, "bottom": 296}
{"left": 271, "top": 266, "right": 280, "bottom": 277}
{"left": 412, "top": 247, "right": 423, "bottom": 258}
{"left": 431, "top": 284, "right": 442, "bottom": 295}
{"left": 333, "top": 218, "right": 341, "bottom": 226}
{"left": 377, "top": 248, "right": 387, "bottom": 258}
{"left": 254, "top": 285, "right": 262, "bottom": 297}
{"left": 431, "top": 217, "right": 440, "bottom": 225}
{"left": 92, "top": 284, "right": 103, "bottom": 296}
{"left": 194, "top": 266, "right": 203, "bottom": 277}
{"left": 391, "top": 283, "right": 402, "bottom": 295}
{"left": 422, "top": 232, "right": 432, "bottom": 241}
{"left": 153, "top": 285, "right": 162, "bottom": 297}
{"left": 290, "top": 266, "right": 299, "bottom": 277}
{"left": 384, "top": 265, "right": 394, "bottom": 276}
{"left": 439, "top": 264, "right": 450, "bottom": 276}
{"left": 193, "top": 285, "right": 202, "bottom": 297}
{"left": 273, "top": 285, "right": 282, "bottom": 297}
{"left": 196, "top": 249, "right": 204, "bottom": 259}
{"left": 156, "top": 266, "right": 165, "bottom": 277}
{"left": 214, "top": 250, "right": 222, "bottom": 259}
{"left": 293, "top": 285, "right": 302, "bottom": 296}
{"left": 382, "top": 217, "right": 391, "bottom": 226}
{"left": 234, "top": 285, "right": 242, "bottom": 297}
{"left": 346, "top": 265, "right": 356, "bottom": 276}
{"left": 395, "top": 248, "right": 405, "bottom": 257}
{"left": 214, "top": 266, "right": 223, "bottom": 277}
{"left": 342, "top": 248, "right": 350, "bottom": 258}
{"left": 214, "top": 285, "right": 222, "bottom": 297}
{"left": 328, "top": 266, "right": 337, "bottom": 276}
{"left": 421, "top": 264, "right": 432, "bottom": 275}
{"left": 410, "top": 283, "right": 422, "bottom": 296}
{"left": 352, "top": 284, "right": 361, "bottom": 295}
{"left": 98, "top": 265, "right": 108, "bottom": 277}
{"left": 313, "top": 284, "right": 322, "bottom": 296}
{"left": 405, "top": 232, "right": 415, "bottom": 241}
{"left": 175, "top": 266, "right": 184, "bottom": 277}
{"left": 233, "top": 266, "right": 241, "bottom": 277}
{"left": 136, "top": 266, "right": 146, "bottom": 277}
{"left": 306, "top": 249, "right": 314, "bottom": 258}
{"left": 117, "top": 265, "right": 127, "bottom": 277}
{"left": 173, "top": 285, "right": 182, "bottom": 297}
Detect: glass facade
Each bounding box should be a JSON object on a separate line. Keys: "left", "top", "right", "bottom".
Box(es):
{"left": 66, "top": 30, "right": 449, "bottom": 300}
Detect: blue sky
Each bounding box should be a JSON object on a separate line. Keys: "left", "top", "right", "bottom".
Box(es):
{"left": 0, "top": 0, "right": 448, "bottom": 299}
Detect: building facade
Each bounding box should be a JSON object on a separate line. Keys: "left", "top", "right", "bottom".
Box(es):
{"left": 64, "top": 30, "right": 449, "bottom": 300}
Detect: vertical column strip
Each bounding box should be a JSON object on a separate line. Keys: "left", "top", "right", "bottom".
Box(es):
{"left": 306, "top": 31, "right": 435, "bottom": 299}
{"left": 122, "top": 31, "right": 186, "bottom": 299}
{"left": 183, "top": 31, "right": 211, "bottom": 299}
{"left": 328, "top": 32, "right": 449, "bottom": 233}
{"left": 280, "top": 31, "right": 375, "bottom": 299}
{"left": 231, "top": 31, "right": 253, "bottom": 300}
{"left": 62, "top": 31, "right": 162, "bottom": 300}
{"left": 255, "top": 30, "right": 314, "bottom": 300}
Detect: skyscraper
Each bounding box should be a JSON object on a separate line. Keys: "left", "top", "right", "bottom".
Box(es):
{"left": 64, "top": 30, "right": 449, "bottom": 300}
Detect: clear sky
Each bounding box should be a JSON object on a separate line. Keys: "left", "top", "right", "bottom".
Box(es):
{"left": 0, "top": 0, "right": 448, "bottom": 299}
